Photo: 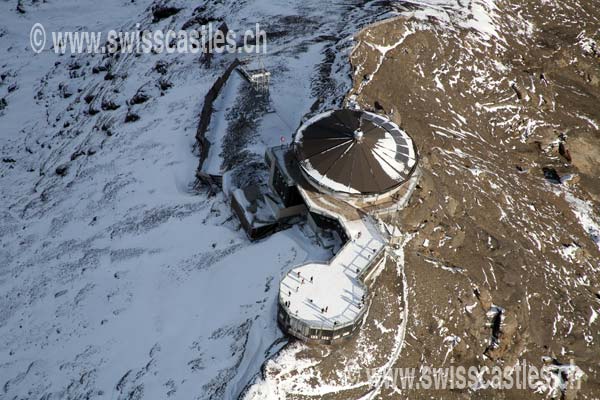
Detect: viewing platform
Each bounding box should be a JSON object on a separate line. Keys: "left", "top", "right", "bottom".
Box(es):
{"left": 278, "top": 213, "right": 387, "bottom": 342}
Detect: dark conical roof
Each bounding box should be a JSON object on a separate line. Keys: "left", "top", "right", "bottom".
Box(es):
{"left": 294, "top": 110, "right": 417, "bottom": 196}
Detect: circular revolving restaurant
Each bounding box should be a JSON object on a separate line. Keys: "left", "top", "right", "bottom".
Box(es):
{"left": 294, "top": 109, "right": 417, "bottom": 201}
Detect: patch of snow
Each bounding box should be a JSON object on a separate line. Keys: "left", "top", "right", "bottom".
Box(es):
{"left": 576, "top": 113, "right": 599, "bottom": 130}
{"left": 590, "top": 307, "right": 598, "bottom": 326}
{"left": 558, "top": 243, "right": 580, "bottom": 262}
{"left": 564, "top": 192, "right": 600, "bottom": 251}
{"left": 577, "top": 31, "right": 598, "bottom": 56}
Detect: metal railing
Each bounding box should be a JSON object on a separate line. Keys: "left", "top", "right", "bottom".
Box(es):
{"left": 278, "top": 288, "right": 368, "bottom": 342}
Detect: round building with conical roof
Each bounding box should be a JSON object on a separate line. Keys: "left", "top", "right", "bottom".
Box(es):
{"left": 294, "top": 109, "right": 417, "bottom": 201}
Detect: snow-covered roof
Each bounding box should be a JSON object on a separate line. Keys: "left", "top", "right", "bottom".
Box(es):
{"left": 294, "top": 110, "right": 417, "bottom": 196}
